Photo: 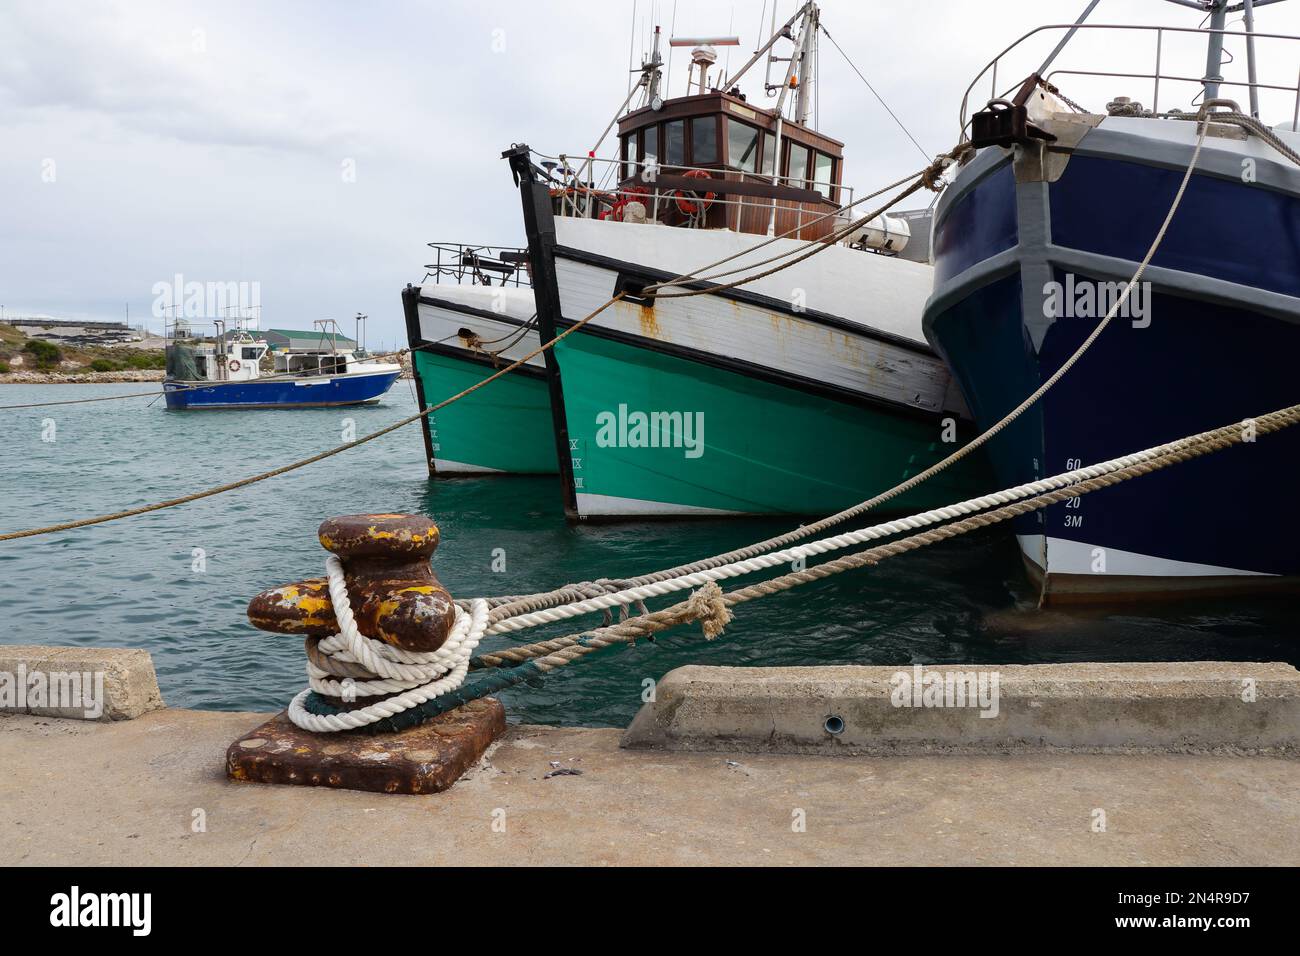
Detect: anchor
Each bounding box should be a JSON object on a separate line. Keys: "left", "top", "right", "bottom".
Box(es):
{"left": 226, "top": 514, "right": 506, "bottom": 795}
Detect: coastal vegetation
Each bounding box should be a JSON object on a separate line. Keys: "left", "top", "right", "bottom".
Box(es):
{"left": 0, "top": 321, "right": 165, "bottom": 380}
{"left": 23, "top": 338, "right": 63, "bottom": 369}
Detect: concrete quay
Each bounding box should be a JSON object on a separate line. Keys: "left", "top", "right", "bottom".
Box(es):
{"left": 1, "top": 705, "right": 1297, "bottom": 866}
{"left": 2, "top": 650, "right": 1297, "bottom": 866}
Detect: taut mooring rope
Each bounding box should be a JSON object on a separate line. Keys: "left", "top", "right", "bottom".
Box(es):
{"left": 483, "top": 404, "right": 1287, "bottom": 634}
{"left": 293, "top": 401, "right": 1300, "bottom": 732}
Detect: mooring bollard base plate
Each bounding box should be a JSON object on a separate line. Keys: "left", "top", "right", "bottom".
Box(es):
{"left": 225, "top": 698, "right": 506, "bottom": 794}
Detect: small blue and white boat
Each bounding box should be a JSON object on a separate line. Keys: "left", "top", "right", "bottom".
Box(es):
{"left": 164, "top": 320, "right": 401, "bottom": 410}
{"left": 924, "top": 1, "right": 1300, "bottom": 602}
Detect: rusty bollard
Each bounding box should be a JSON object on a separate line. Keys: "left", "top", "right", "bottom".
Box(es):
{"left": 226, "top": 513, "right": 506, "bottom": 795}
{"left": 248, "top": 513, "right": 456, "bottom": 656}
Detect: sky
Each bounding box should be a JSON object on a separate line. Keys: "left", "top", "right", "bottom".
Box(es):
{"left": 3, "top": 0, "right": 1298, "bottom": 350}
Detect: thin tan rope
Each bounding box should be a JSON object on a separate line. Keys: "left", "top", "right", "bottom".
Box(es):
{"left": 0, "top": 295, "right": 622, "bottom": 542}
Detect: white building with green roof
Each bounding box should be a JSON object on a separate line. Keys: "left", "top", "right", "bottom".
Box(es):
{"left": 263, "top": 328, "right": 357, "bottom": 352}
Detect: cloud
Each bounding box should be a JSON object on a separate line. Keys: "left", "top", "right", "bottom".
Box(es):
{"left": 0, "top": 0, "right": 359, "bottom": 152}
{"left": 2, "top": 0, "right": 1298, "bottom": 342}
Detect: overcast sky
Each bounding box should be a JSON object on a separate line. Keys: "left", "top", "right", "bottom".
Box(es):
{"left": 3, "top": 0, "right": 1297, "bottom": 349}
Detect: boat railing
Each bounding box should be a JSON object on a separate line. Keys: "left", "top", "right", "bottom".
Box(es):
{"left": 535, "top": 150, "right": 854, "bottom": 236}
{"left": 959, "top": 23, "right": 1300, "bottom": 138}
{"left": 423, "top": 243, "right": 533, "bottom": 288}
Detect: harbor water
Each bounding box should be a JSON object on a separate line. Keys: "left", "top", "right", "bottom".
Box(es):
{"left": 2, "top": 383, "right": 1297, "bottom": 727}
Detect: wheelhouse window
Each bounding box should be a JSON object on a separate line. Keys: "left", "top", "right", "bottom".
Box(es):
{"left": 664, "top": 120, "right": 685, "bottom": 166}
{"left": 760, "top": 133, "right": 775, "bottom": 176}
{"left": 812, "top": 151, "right": 835, "bottom": 200}
{"left": 642, "top": 124, "right": 659, "bottom": 171}
{"left": 622, "top": 130, "right": 644, "bottom": 180}
{"left": 690, "top": 116, "right": 717, "bottom": 165}
{"left": 241, "top": 347, "right": 260, "bottom": 360}
{"left": 727, "top": 118, "right": 759, "bottom": 173}
{"left": 787, "top": 142, "right": 810, "bottom": 188}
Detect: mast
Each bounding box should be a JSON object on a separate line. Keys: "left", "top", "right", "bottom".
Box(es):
{"left": 1112, "top": 1, "right": 1289, "bottom": 116}
{"left": 766, "top": 2, "right": 817, "bottom": 234}
{"left": 1202, "top": 0, "right": 1229, "bottom": 101}
{"left": 718, "top": 3, "right": 808, "bottom": 92}
{"left": 794, "top": 4, "right": 818, "bottom": 126}
{"left": 1242, "top": 0, "right": 1261, "bottom": 117}
{"left": 646, "top": 25, "right": 663, "bottom": 106}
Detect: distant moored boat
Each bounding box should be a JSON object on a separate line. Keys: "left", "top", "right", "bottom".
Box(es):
{"left": 163, "top": 318, "right": 401, "bottom": 410}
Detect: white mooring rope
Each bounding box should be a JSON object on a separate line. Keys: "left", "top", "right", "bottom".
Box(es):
{"left": 287, "top": 555, "right": 489, "bottom": 732}
{"left": 484, "top": 418, "right": 1247, "bottom": 635}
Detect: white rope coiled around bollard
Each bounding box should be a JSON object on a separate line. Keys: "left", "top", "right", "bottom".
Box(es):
{"left": 287, "top": 554, "right": 489, "bottom": 733}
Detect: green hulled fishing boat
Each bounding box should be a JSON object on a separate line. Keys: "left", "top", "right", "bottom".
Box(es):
{"left": 402, "top": 244, "right": 557, "bottom": 475}
{"left": 506, "top": 2, "right": 989, "bottom": 518}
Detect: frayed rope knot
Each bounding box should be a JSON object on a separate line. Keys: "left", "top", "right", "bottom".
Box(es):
{"left": 685, "top": 581, "right": 733, "bottom": 640}
{"left": 922, "top": 144, "right": 973, "bottom": 192}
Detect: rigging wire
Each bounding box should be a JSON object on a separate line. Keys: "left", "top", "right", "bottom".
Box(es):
{"left": 820, "top": 21, "right": 931, "bottom": 163}
{"left": 626, "top": 0, "right": 638, "bottom": 95}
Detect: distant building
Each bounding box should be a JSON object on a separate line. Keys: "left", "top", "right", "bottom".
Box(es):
{"left": 263, "top": 328, "right": 358, "bottom": 352}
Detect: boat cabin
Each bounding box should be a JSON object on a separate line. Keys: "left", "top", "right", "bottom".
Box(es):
{"left": 273, "top": 348, "right": 357, "bottom": 377}
{"left": 540, "top": 7, "right": 919, "bottom": 255}
{"left": 269, "top": 321, "right": 365, "bottom": 377}
{"left": 165, "top": 330, "right": 267, "bottom": 383}
{"left": 608, "top": 92, "right": 844, "bottom": 240}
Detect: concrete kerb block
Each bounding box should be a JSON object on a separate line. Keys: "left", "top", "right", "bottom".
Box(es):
{"left": 0, "top": 646, "right": 164, "bottom": 721}
{"left": 623, "top": 662, "right": 1300, "bottom": 755}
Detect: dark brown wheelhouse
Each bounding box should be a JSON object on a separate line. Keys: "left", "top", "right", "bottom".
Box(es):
{"left": 613, "top": 91, "right": 844, "bottom": 239}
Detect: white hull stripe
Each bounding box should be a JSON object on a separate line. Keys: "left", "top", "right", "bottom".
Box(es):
{"left": 417, "top": 302, "right": 544, "bottom": 369}
{"left": 553, "top": 255, "right": 956, "bottom": 415}
{"left": 433, "top": 458, "right": 505, "bottom": 475}
{"left": 1016, "top": 534, "right": 1273, "bottom": 578}
{"left": 575, "top": 491, "right": 748, "bottom": 518}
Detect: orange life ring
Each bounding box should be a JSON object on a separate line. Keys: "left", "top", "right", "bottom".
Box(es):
{"left": 228, "top": 359, "right": 241, "bottom": 373}
{"left": 674, "top": 169, "right": 717, "bottom": 215}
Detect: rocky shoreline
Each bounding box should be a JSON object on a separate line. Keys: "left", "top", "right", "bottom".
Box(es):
{"left": 0, "top": 370, "right": 166, "bottom": 384}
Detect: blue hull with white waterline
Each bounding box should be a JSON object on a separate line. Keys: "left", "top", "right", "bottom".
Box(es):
{"left": 924, "top": 105, "right": 1300, "bottom": 602}
{"left": 163, "top": 368, "right": 401, "bottom": 409}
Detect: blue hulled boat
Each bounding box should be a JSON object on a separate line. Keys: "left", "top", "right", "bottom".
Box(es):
{"left": 164, "top": 321, "right": 401, "bottom": 410}
{"left": 923, "top": 1, "right": 1300, "bottom": 602}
